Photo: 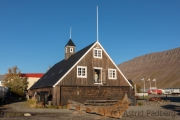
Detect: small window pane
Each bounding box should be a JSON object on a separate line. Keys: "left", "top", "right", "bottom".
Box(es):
{"left": 94, "top": 49, "right": 102, "bottom": 58}
{"left": 77, "top": 66, "right": 87, "bottom": 78}
{"left": 108, "top": 69, "right": 116, "bottom": 79}
{"left": 98, "top": 50, "right": 101, "bottom": 57}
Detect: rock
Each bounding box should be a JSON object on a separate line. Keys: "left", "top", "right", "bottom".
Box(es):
{"left": 24, "top": 113, "right": 31, "bottom": 116}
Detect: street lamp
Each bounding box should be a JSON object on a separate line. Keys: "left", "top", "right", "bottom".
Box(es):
{"left": 147, "top": 78, "right": 151, "bottom": 93}
{"left": 153, "top": 79, "right": 157, "bottom": 95}
{"left": 141, "top": 78, "right": 145, "bottom": 93}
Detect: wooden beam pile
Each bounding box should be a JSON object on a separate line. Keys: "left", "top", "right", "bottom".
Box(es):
{"left": 67, "top": 94, "right": 130, "bottom": 119}
{"left": 149, "top": 97, "right": 162, "bottom": 102}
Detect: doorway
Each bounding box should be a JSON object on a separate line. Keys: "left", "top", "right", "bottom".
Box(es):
{"left": 94, "top": 68, "right": 102, "bottom": 84}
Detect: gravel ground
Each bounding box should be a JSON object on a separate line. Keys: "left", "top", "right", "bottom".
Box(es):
{"left": 0, "top": 95, "right": 180, "bottom": 120}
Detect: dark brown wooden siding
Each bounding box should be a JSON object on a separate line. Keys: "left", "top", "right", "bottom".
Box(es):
{"left": 52, "top": 86, "right": 60, "bottom": 106}
{"left": 60, "top": 86, "right": 132, "bottom": 105}
{"left": 29, "top": 42, "right": 132, "bottom": 106}
{"left": 58, "top": 44, "right": 130, "bottom": 87}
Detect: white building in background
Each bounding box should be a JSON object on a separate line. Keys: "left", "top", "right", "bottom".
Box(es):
{"left": 0, "top": 75, "right": 4, "bottom": 86}
{"left": 21, "top": 73, "right": 44, "bottom": 90}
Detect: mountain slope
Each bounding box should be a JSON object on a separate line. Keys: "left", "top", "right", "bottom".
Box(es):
{"left": 118, "top": 47, "right": 180, "bottom": 89}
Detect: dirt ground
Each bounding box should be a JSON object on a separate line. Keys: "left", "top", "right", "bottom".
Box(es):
{"left": 0, "top": 95, "right": 180, "bottom": 120}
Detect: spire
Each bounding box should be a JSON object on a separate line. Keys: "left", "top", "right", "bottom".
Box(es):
{"left": 65, "top": 28, "right": 76, "bottom": 60}
{"left": 65, "top": 27, "right": 75, "bottom": 47}
{"left": 96, "top": 6, "right": 99, "bottom": 42}
{"left": 65, "top": 39, "right": 76, "bottom": 47}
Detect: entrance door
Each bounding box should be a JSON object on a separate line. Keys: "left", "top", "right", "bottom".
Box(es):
{"left": 94, "top": 67, "right": 102, "bottom": 84}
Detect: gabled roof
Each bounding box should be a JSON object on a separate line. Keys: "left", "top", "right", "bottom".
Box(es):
{"left": 30, "top": 42, "right": 95, "bottom": 89}
{"left": 65, "top": 39, "right": 76, "bottom": 47}
{"left": 30, "top": 41, "right": 132, "bottom": 89}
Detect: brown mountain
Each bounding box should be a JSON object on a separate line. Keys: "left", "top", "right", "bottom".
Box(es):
{"left": 118, "top": 47, "right": 180, "bottom": 89}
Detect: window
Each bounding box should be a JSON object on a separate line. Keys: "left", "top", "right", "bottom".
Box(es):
{"left": 70, "top": 48, "right": 73, "bottom": 52}
{"left": 94, "top": 48, "right": 102, "bottom": 58}
{"left": 77, "top": 66, "right": 87, "bottom": 78}
{"left": 108, "top": 69, "right": 117, "bottom": 79}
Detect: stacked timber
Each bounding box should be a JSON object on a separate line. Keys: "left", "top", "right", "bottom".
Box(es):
{"left": 67, "top": 94, "right": 130, "bottom": 119}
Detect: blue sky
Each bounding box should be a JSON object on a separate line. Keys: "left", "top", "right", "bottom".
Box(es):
{"left": 0, "top": 0, "right": 180, "bottom": 74}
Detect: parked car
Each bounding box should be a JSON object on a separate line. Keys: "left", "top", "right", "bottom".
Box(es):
{"left": 148, "top": 89, "right": 162, "bottom": 95}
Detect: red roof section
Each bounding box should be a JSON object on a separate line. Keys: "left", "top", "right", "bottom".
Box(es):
{"left": 21, "top": 73, "right": 44, "bottom": 78}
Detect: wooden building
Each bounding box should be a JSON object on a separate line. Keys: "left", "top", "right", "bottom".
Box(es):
{"left": 29, "top": 39, "right": 133, "bottom": 106}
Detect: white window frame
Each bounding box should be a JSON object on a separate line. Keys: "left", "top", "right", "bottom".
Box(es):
{"left": 108, "top": 69, "right": 117, "bottom": 79}
{"left": 93, "top": 48, "right": 102, "bottom": 58}
{"left": 77, "top": 66, "right": 87, "bottom": 78}
{"left": 70, "top": 48, "right": 73, "bottom": 53}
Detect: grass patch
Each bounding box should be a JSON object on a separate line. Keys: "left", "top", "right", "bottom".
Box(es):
{"left": 24, "top": 98, "right": 67, "bottom": 109}
{"left": 27, "top": 99, "right": 37, "bottom": 105}
{"left": 25, "top": 98, "right": 37, "bottom": 108}
{"left": 45, "top": 105, "right": 67, "bottom": 109}
{"left": 138, "top": 102, "right": 143, "bottom": 106}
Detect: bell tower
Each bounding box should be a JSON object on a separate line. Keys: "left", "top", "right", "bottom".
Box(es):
{"left": 65, "top": 39, "right": 76, "bottom": 60}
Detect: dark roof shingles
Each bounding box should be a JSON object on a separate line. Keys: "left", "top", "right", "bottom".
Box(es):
{"left": 65, "top": 39, "right": 76, "bottom": 47}
{"left": 30, "top": 42, "right": 95, "bottom": 89}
